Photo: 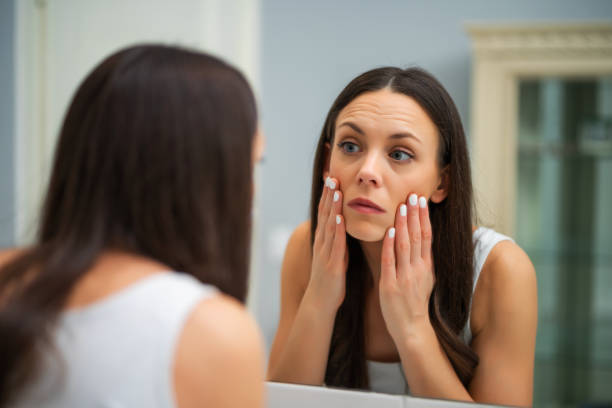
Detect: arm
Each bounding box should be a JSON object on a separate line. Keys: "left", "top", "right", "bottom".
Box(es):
{"left": 268, "top": 178, "right": 347, "bottom": 385}
{"left": 465, "top": 241, "right": 537, "bottom": 405}
{"left": 380, "top": 195, "right": 537, "bottom": 406}
{"left": 173, "top": 294, "right": 266, "bottom": 408}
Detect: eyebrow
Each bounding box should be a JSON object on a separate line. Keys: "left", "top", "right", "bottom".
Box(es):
{"left": 337, "top": 121, "right": 421, "bottom": 144}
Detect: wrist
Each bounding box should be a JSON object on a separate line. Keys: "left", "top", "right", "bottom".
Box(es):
{"left": 395, "top": 318, "right": 437, "bottom": 356}
{"left": 301, "top": 286, "right": 340, "bottom": 320}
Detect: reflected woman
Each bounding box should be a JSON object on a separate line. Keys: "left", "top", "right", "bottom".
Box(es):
{"left": 0, "top": 45, "right": 265, "bottom": 407}
{"left": 268, "top": 67, "right": 537, "bottom": 406}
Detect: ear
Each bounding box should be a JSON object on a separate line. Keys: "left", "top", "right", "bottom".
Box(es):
{"left": 252, "top": 126, "right": 265, "bottom": 164}
{"left": 430, "top": 166, "right": 449, "bottom": 204}
{"left": 322, "top": 142, "right": 332, "bottom": 182}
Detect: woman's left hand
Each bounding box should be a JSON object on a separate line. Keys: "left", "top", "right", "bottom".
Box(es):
{"left": 379, "top": 193, "right": 435, "bottom": 345}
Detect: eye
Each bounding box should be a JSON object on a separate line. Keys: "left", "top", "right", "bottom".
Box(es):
{"left": 338, "top": 141, "right": 360, "bottom": 154}
{"left": 389, "top": 150, "right": 413, "bottom": 162}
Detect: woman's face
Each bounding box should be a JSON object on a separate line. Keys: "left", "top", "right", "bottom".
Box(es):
{"left": 326, "top": 88, "right": 447, "bottom": 242}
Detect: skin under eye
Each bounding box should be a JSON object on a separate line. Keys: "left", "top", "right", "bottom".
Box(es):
{"left": 389, "top": 149, "right": 413, "bottom": 162}
{"left": 338, "top": 141, "right": 360, "bottom": 154}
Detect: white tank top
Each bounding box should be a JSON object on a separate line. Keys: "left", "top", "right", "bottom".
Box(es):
{"left": 367, "top": 227, "right": 513, "bottom": 395}
{"left": 13, "top": 272, "right": 218, "bottom": 408}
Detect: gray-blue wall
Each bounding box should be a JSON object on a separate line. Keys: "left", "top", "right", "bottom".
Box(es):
{"left": 0, "top": 0, "right": 15, "bottom": 248}
{"left": 255, "top": 0, "right": 612, "bottom": 346}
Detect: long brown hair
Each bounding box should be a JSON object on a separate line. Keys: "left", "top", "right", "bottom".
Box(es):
{"left": 0, "top": 45, "right": 257, "bottom": 405}
{"left": 309, "top": 67, "right": 478, "bottom": 389}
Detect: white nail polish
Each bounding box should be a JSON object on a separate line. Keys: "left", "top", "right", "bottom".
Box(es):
{"left": 336, "top": 215, "right": 341, "bottom": 224}
{"left": 419, "top": 196, "right": 427, "bottom": 208}
{"left": 329, "top": 180, "right": 336, "bottom": 190}
{"left": 409, "top": 194, "right": 418, "bottom": 206}
{"left": 389, "top": 227, "right": 396, "bottom": 238}
{"left": 333, "top": 191, "right": 339, "bottom": 202}
{"left": 400, "top": 204, "right": 407, "bottom": 216}
{"left": 325, "top": 177, "right": 330, "bottom": 188}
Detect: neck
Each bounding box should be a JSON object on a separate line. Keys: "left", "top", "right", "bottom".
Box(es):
{"left": 360, "top": 240, "right": 383, "bottom": 288}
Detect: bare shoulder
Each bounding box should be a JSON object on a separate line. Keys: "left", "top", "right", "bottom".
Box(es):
{"left": 481, "top": 240, "right": 536, "bottom": 294}
{"left": 0, "top": 248, "right": 24, "bottom": 268}
{"left": 472, "top": 239, "right": 537, "bottom": 335}
{"left": 173, "top": 294, "right": 265, "bottom": 408}
{"left": 286, "top": 220, "right": 312, "bottom": 258}
{"left": 180, "top": 294, "right": 263, "bottom": 347}
{"left": 282, "top": 220, "right": 313, "bottom": 290}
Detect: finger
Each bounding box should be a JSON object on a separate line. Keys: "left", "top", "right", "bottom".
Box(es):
{"left": 330, "top": 212, "right": 346, "bottom": 268}
{"left": 322, "top": 178, "right": 339, "bottom": 254}
{"left": 314, "top": 178, "right": 332, "bottom": 250}
{"left": 419, "top": 196, "right": 433, "bottom": 262}
{"left": 318, "top": 177, "right": 331, "bottom": 221}
{"left": 407, "top": 193, "right": 422, "bottom": 264}
{"left": 395, "top": 201, "right": 410, "bottom": 275}
{"left": 326, "top": 188, "right": 343, "bottom": 258}
{"left": 381, "top": 226, "right": 397, "bottom": 287}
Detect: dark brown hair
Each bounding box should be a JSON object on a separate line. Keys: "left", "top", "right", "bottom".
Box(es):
{"left": 309, "top": 67, "right": 478, "bottom": 389}
{"left": 0, "top": 44, "right": 257, "bottom": 405}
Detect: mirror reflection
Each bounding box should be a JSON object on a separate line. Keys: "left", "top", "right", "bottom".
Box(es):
{"left": 266, "top": 67, "right": 537, "bottom": 407}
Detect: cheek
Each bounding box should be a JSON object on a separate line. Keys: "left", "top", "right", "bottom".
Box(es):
{"left": 389, "top": 170, "right": 439, "bottom": 203}
{"left": 328, "top": 156, "right": 350, "bottom": 185}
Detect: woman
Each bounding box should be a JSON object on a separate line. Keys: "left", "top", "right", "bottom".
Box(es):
{"left": 0, "top": 45, "right": 265, "bottom": 407}
{"left": 268, "top": 67, "right": 537, "bottom": 406}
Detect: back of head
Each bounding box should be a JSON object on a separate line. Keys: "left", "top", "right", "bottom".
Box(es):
{"left": 0, "top": 44, "right": 257, "bottom": 405}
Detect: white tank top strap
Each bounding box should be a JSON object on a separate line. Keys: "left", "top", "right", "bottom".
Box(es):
{"left": 148, "top": 273, "right": 219, "bottom": 407}
{"left": 462, "top": 227, "right": 514, "bottom": 344}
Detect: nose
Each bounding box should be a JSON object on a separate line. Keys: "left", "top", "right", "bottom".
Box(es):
{"left": 357, "top": 152, "right": 382, "bottom": 187}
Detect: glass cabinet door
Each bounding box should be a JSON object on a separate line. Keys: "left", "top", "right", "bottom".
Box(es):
{"left": 516, "top": 77, "right": 612, "bottom": 407}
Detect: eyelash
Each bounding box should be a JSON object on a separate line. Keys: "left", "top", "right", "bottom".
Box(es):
{"left": 337, "top": 141, "right": 414, "bottom": 162}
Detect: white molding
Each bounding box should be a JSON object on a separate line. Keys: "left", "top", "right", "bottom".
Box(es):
{"left": 466, "top": 22, "right": 612, "bottom": 236}
{"left": 467, "top": 23, "right": 612, "bottom": 57}
{"left": 15, "top": 0, "right": 48, "bottom": 244}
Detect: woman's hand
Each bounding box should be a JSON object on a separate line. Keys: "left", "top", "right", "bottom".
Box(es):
{"left": 379, "top": 193, "right": 435, "bottom": 345}
{"left": 305, "top": 177, "right": 348, "bottom": 313}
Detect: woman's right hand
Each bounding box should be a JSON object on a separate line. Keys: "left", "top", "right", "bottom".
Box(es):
{"left": 305, "top": 177, "right": 348, "bottom": 313}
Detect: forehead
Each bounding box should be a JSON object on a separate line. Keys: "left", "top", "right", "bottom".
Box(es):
{"left": 335, "top": 89, "right": 437, "bottom": 137}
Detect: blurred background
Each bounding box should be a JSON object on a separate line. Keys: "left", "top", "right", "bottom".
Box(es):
{"left": 1, "top": 1, "right": 611, "bottom": 407}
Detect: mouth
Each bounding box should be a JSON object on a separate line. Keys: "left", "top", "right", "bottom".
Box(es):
{"left": 347, "top": 198, "right": 386, "bottom": 214}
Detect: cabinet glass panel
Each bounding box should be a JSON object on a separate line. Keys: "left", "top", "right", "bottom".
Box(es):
{"left": 517, "top": 77, "right": 612, "bottom": 407}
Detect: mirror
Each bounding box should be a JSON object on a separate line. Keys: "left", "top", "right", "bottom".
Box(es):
{"left": 256, "top": 21, "right": 612, "bottom": 408}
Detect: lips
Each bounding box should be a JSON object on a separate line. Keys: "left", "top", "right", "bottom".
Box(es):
{"left": 347, "top": 198, "right": 385, "bottom": 214}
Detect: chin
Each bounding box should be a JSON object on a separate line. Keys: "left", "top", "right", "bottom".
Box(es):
{"left": 345, "top": 218, "right": 387, "bottom": 242}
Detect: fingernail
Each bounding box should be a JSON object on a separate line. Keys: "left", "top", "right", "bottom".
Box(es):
{"left": 336, "top": 215, "right": 341, "bottom": 224}
{"left": 409, "top": 194, "right": 418, "bottom": 206}
{"left": 400, "top": 204, "right": 407, "bottom": 216}
{"left": 325, "top": 177, "right": 330, "bottom": 187}
{"left": 333, "top": 191, "right": 339, "bottom": 202}
{"left": 389, "top": 227, "right": 396, "bottom": 238}
{"left": 329, "top": 179, "right": 336, "bottom": 190}
{"left": 419, "top": 196, "right": 427, "bottom": 208}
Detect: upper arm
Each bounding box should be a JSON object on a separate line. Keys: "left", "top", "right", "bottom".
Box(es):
{"left": 267, "top": 221, "right": 312, "bottom": 375}
{"left": 173, "top": 294, "right": 266, "bottom": 408}
{"left": 468, "top": 241, "right": 538, "bottom": 406}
